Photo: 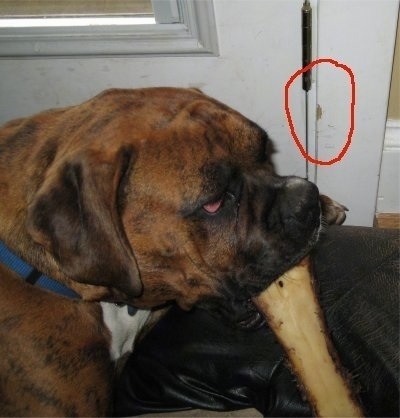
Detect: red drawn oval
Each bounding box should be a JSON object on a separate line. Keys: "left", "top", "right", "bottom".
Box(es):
{"left": 284, "top": 58, "right": 356, "bottom": 166}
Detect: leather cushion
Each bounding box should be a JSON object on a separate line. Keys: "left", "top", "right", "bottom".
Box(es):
{"left": 114, "top": 226, "right": 399, "bottom": 417}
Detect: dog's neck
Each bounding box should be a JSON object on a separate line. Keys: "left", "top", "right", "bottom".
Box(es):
{"left": 0, "top": 223, "right": 112, "bottom": 301}
{"left": 0, "top": 239, "right": 80, "bottom": 298}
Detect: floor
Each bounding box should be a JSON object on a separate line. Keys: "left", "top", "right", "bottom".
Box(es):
{"left": 374, "top": 213, "right": 400, "bottom": 228}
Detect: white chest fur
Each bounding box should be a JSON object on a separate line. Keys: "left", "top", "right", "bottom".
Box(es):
{"left": 100, "top": 302, "right": 151, "bottom": 361}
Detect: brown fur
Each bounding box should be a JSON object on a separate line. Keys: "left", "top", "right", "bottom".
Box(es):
{"left": 0, "top": 265, "right": 113, "bottom": 415}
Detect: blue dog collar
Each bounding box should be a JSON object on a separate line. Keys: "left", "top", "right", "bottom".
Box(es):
{"left": 0, "top": 240, "right": 79, "bottom": 299}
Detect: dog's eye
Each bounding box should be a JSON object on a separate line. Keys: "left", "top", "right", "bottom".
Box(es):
{"left": 203, "top": 198, "right": 224, "bottom": 214}
{"left": 202, "top": 192, "right": 236, "bottom": 215}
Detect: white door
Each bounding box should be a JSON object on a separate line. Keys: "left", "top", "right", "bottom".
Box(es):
{"left": 308, "top": 0, "right": 399, "bottom": 226}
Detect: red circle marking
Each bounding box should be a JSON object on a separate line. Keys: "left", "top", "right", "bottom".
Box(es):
{"left": 284, "top": 58, "right": 356, "bottom": 166}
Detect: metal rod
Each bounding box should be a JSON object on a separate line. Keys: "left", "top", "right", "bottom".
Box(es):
{"left": 302, "top": 0, "right": 312, "bottom": 92}
{"left": 305, "top": 92, "right": 309, "bottom": 180}
{"left": 302, "top": 0, "right": 312, "bottom": 180}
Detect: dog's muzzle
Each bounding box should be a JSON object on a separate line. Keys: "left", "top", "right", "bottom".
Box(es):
{"left": 280, "top": 177, "right": 321, "bottom": 232}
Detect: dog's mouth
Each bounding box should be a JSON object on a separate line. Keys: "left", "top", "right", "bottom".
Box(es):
{"left": 197, "top": 296, "right": 266, "bottom": 329}
{"left": 237, "top": 305, "right": 266, "bottom": 329}
{"left": 206, "top": 220, "right": 323, "bottom": 330}
{"left": 277, "top": 221, "right": 322, "bottom": 277}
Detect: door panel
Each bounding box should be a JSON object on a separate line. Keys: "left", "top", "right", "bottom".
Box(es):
{"left": 313, "top": 0, "right": 399, "bottom": 226}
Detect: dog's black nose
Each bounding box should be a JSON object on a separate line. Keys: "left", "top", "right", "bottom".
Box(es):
{"left": 277, "top": 177, "right": 320, "bottom": 235}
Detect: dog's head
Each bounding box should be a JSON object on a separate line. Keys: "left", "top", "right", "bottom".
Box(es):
{"left": 22, "top": 88, "right": 321, "bottom": 316}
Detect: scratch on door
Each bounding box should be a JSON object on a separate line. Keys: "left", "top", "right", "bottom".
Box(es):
{"left": 316, "top": 104, "right": 323, "bottom": 120}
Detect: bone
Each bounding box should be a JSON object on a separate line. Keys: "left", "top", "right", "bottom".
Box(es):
{"left": 252, "top": 256, "right": 364, "bottom": 418}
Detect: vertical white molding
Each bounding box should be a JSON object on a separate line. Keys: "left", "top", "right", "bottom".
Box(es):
{"left": 376, "top": 119, "right": 400, "bottom": 213}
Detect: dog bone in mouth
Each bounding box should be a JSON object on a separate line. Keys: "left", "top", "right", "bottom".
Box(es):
{"left": 252, "top": 256, "right": 364, "bottom": 418}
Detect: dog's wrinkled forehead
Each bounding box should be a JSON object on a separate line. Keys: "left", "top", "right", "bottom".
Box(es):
{"left": 78, "top": 88, "right": 269, "bottom": 172}
{"left": 130, "top": 91, "right": 270, "bottom": 204}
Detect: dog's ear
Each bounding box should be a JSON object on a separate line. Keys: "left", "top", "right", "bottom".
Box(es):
{"left": 26, "top": 145, "right": 142, "bottom": 298}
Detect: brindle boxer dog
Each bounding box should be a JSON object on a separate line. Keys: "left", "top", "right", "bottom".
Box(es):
{"left": 0, "top": 87, "right": 346, "bottom": 416}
